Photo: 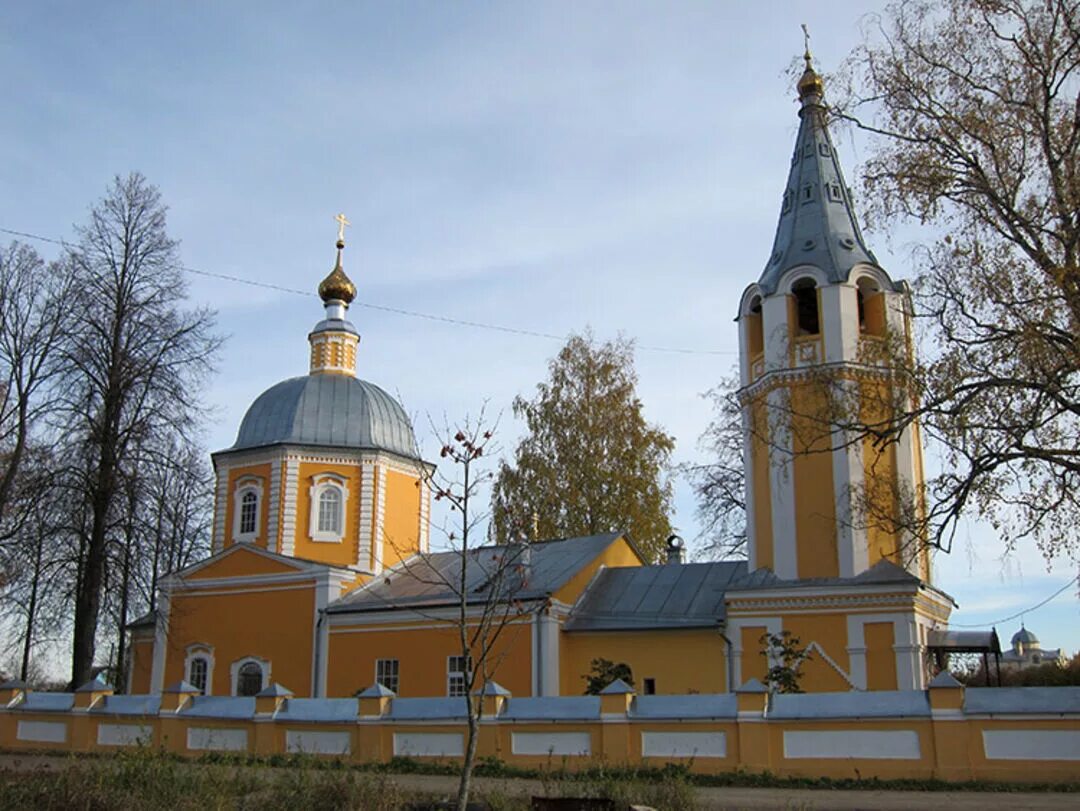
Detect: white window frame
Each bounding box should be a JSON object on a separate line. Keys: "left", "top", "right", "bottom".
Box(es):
{"left": 184, "top": 644, "right": 215, "bottom": 696}
{"left": 308, "top": 473, "right": 350, "bottom": 543}
{"left": 230, "top": 655, "right": 271, "bottom": 696}
{"left": 375, "top": 658, "right": 399, "bottom": 694}
{"left": 447, "top": 655, "right": 470, "bottom": 697}
{"left": 231, "top": 477, "right": 264, "bottom": 543}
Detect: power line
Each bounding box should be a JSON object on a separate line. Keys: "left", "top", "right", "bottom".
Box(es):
{"left": 1, "top": 226, "right": 736, "bottom": 356}
{"left": 948, "top": 575, "right": 1078, "bottom": 628}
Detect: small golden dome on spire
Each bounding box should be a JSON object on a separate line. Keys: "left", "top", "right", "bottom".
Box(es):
{"left": 797, "top": 23, "right": 825, "bottom": 101}
{"left": 318, "top": 214, "right": 357, "bottom": 304}
{"left": 318, "top": 242, "right": 357, "bottom": 304}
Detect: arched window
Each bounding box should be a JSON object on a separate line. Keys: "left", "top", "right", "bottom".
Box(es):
{"left": 232, "top": 478, "right": 263, "bottom": 543}
{"left": 188, "top": 656, "right": 209, "bottom": 695}
{"left": 318, "top": 487, "right": 342, "bottom": 534}
{"left": 791, "top": 278, "right": 820, "bottom": 336}
{"left": 240, "top": 491, "right": 257, "bottom": 535}
{"left": 746, "top": 296, "right": 764, "bottom": 356}
{"left": 309, "top": 474, "right": 350, "bottom": 542}
{"left": 237, "top": 662, "right": 263, "bottom": 696}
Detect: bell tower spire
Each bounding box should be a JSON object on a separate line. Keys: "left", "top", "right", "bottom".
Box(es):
{"left": 310, "top": 214, "right": 360, "bottom": 376}
{"left": 735, "top": 38, "right": 930, "bottom": 584}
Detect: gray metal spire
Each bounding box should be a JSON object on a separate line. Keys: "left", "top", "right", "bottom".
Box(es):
{"left": 757, "top": 55, "right": 892, "bottom": 295}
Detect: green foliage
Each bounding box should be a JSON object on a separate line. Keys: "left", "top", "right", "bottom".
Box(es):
{"left": 582, "top": 657, "right": 634, "bottom": 695}
{"left": 491, "top": 331, "right": 674, "bottom": 561}
{"left": 760, "top": 630, "right": 810, "bottom": 694}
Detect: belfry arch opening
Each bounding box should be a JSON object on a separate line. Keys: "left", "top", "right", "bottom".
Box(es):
{"left": 791, "top": 278, "right": 820, "bottom": 336}
{"left": 745, "top": 296, "right": 764, "bottom": 356}
{"left": 856, "top": 276, "right": 886, "bottom": 336}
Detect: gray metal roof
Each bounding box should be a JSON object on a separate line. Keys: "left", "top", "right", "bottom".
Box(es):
{"left": 230, "top": 374, "right": 418, "bottom": 458}
{"left": 1011, "top": 626, "right": 1039, "bottom": 646}
{"left": 631, "top": 694, "right": 736, "bottom": 719}
{"left": 276, "top": 698, "right": 358, "bottom": 722}
{"left": 964, "top": 687, "right": 1080, "bottom": 715}
{"left": 389, "top": 697, "right": 469, "bottom": 720}
{"left": 94, "top": 695, "right": 161, "bottom": 716}
{"left": 564, "top": 561, "right": 747, "bottom": 631}
{"left": 769, "top": 690, "right": 931, "bottom": 719}
{"left": 327, "top": 532, "right": 627, "bottom": 614}
{"left": 725, "top": 559, "right": 926, "bottom": 594}
{"left": 503, "top": 696, "right": 600, "bottom": 721}
{"left": 757, "top": 82, "right": 896, "bottom": 297}
{"left": 16, "top": 692, "right": 75, "bottom": 712}
{"left": 179, "top": 696, "right": 256, "bottom": 719}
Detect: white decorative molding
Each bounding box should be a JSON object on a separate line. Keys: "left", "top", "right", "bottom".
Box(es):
{"left": 783, "top": 730, "right": 921, "bottom": 760}
{"left": 393, "top": 732, "right": 463, "bottom": 757}
{"left": 187, "top": 727, "right": 248, "bottom": 752}
{"left": 280, "top": 456, "right": 300, "bottom": 557}
{"left": 642, "top": 731, "right": 726, "bottom": 758}
{"left": 286, "top": 729, "right": 351, "bottom": 755}
{"left": 765, "top": 386, "right": 798, "bottom": 579}
{"left": 418, "top": 476, "right": 430, "bottom": 554}
{"left": 150, "top": 592, "right": 171, "bottom": 695}
{"left": 357, "top": 461, "right": 375, "bottom": 571}
{"left": 212, "top": 463, "right": 229, "bottom": 553}
{"left": 511, "top": 732, "right": 591, "bottom": 756}
{"left": 373, "top": 464, "right": 387, "bottom": 574}
{"left": 98, "top": 723, "right": 152, "bottom": 746}
{"left": 982, "top": 730, "right": 1080, "bottom": 760}
{"left": 17, "top": 720, "right": 67, "bottom": 743}
{"left": 267, "top": 454, "right": 282, "bottom": 553}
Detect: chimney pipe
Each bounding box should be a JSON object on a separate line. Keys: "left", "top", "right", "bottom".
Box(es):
{"left": 666, "top": 534, "right": 685, "bottom": 565}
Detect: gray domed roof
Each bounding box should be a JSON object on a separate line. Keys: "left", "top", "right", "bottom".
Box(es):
{"left": 232, "top": 375, "right": 417, "bottom": 458}
{"left": 1012, "top": 627, "right": 1039, "bottom": 647}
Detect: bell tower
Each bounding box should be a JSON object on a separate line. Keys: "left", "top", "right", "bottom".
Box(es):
{"left": 737, "top": 50, "right": 930, "bottom": 582}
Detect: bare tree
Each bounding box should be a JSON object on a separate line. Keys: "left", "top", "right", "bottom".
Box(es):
{"left": 62, "top": 173, "right": 221, "bottom": 687}
{"left": 823, "top": 0, "right": 1080, "bottom": 561}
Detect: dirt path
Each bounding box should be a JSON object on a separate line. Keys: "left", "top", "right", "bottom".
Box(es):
{"left": 0, "top": 753, "right": 1075, "bottom": 810}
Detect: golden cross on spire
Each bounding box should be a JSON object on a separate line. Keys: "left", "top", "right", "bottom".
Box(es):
{"left": 334, "top": 212, "right": 351, "bottom": 243}
{"left": 801, "top": 23, "right": 813, "bottom": 68}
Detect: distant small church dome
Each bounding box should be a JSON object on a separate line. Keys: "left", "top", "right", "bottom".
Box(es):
{"left": 1011, "top": 626, "right": 1040, "bottom": 648}
{"left": 233, "top": 375, "right": 417, "bottom": 458}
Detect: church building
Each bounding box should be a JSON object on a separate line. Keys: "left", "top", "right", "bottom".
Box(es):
{"left": 128, "top": 53, "right": 954, "bottom": 700}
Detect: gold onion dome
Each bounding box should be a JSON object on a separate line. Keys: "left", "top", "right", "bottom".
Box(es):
{"left": 318, "top": 240, "right": 357, "bottom": 304}
{"left": 797, "top": 26, "right": 824, "bottom": 101}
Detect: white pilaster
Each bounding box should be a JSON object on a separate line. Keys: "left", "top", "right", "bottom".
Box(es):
{"left": 766, "top": 387, "right": 798, "bottom": 579}
{"left": 536, "top": 612, "right": 560, "bottom": 696}
{"left": 741, "top": 404, "right": 759, "bottom": 571}
{"left": 357, "top": 460, "right": 375, "bottom": 572}
{"left": 212, "top": 465, "right": 229, "bottom": 554}
{"left": 761, "top": 295, "right": 789, "bottom": 373}
{"left": 267, "top": 454, "right": 282, "bottom": 554}
{"left": 280, "top": 456, "right": 300, "bottom": 557}
{"left": 373, "top": 464, "right": 387, "bottom": 574}
{"left": 418, "top": 476, "right": 430, "bottom": 554}
{"left": 149, "top": 591, "right": 171, "bottom": 695}
{"left": 894, "top": 616, "right": 921, "bottom": 691}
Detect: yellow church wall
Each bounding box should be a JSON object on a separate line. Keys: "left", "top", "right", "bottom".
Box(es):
{"left": 740, "top": 625, "right": 769, "bottom": 684}
{"left": 293, "top": 461, "right": 364, "bottom": 568}
{"left": 326, "top": 618, "right": 534, "bottom": 698}
{"left": 750, "top": 398, "right": 774, "bottom": 571}
{"left": 790, "top": 383, "right": 839, "bottom": 578}
{"left": 552, "top": 536, "right": 642, "bottom": 605}
{"left": 185, "top": 545, "right": 300, "bottom": 580}
{"left": 381, "top": 468, "right": 422, "bottom": 569}
{"left": 165, "top": 582, "right": 317, "bottom": 696}
{"left": 560, "top": 629, "right": 728, "bottom": 696}
{"left": 222, "top": 463, "right": 273, "bottom": 550}
{"left": 860, "top": 379, "right": 902, "bottom": 568}
{"left": 781, "top": 613, "right": 852, "bottom": 692}
{"left": 128, "top": 633, "right": 154, "bottom": 694}
{"left": 865, "top": 621, "right": 899, "bottom": 691}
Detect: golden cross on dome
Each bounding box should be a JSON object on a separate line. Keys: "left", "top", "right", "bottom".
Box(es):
{"left": 334, "top": 212, "right": 351, "bottom": 243}
{"left": 801, "top": 23, "right": 813, "bottom": 67}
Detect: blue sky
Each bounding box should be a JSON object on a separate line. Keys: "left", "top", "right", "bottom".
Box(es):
{"left": 2, "top": 2, "right": 1075, "bottom": 659}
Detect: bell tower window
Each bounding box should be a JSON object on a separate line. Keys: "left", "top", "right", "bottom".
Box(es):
{"left": 791, "top": 278, "right": 820, "bottom": 336}
{"left": 746, "top": 296, "right": 764, "bottom": 356}
{"left": 856, "top": 276, "right": 886, "bottom": 336}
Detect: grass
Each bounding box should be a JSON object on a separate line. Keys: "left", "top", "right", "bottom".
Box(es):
{"left": 0, "top": 746, "right": 1076, "bottom": 811}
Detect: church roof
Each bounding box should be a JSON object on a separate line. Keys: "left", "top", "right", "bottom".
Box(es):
{"left": 228, "top": 374, "right": 418, "bottom": 458}
{"left": 756, "top": 58, "right": 895, "bottom": 297}
{"left": 326, "top": 532, "right": 631, "bottom": 614}
{"left": 1012, "top": 626, "right": 1040, "bottom": 646}
{"left": 564, "top": 560, "right": 748, "bottom": 631}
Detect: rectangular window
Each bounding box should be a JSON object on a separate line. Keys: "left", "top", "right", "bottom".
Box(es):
{"left": 189, "top": 658, "right": 208, "bottom": 695}
{"left": 447, "top": 655, "right": 470, "bottom": 697}
{"left": 376, "top": 659, "right": 399, "bottom": 694}
{"left": 643, "top": 678, "right": 656, "bottom": 696}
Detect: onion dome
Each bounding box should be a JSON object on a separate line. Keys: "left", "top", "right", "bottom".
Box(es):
{"left": 1011, "top": 626, "right": 1040, "bottom": 648}
{"left": 318, "top": 240, "right": 357, "bottom": 304}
